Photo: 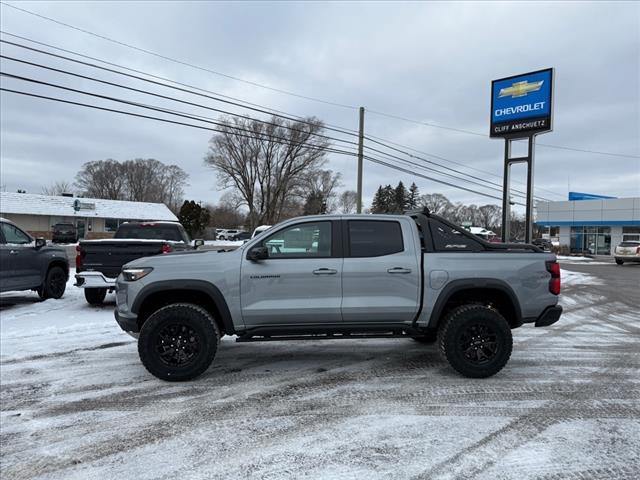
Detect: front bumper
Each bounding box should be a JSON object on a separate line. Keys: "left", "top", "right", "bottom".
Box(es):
{"left": 114, "top": 310, "right": 139, "bottom": 337}
{"left": 75, "top": 272, "right": 116, "bottom": 289}
{"left": 534, "top": 305, "right": 563, "bottom": 327}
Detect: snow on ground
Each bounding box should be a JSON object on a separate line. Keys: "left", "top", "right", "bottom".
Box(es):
{"left": 1, "top": 266, "right": 639, "bottom": 479}
{"left": 204, "top": 240, "right": 244, "bottom": 248}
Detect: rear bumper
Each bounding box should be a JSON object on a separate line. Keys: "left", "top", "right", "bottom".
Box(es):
{"left": 75, "top": 272, "right": 116, "bottom": 289}
{"left": 614, "top": 255, "right": 640, "bottom": 262}
{"left": 534, "top": 305, "right": 563, "bottom": 327}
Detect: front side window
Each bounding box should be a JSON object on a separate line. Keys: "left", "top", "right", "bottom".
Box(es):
{"left": 1, "top": 223, "right": 32, "bottom": 244}
{"left": 348, "top": 220, "right": 404, "bottom": 257}
{"left": 263, "top": 222, "right": 331, "bottom": 258}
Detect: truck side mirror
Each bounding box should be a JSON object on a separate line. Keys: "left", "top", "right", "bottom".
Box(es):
{"left": 247, "top": 246, "right": 268, "bottom": 261}
{"left": 194, "top": 239, "right": 205, "bottom": 249}
{"left": 35, "top": 238, "right": 47, "bottom": 249}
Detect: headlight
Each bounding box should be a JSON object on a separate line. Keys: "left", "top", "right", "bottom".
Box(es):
{"left": 122, "top": 267, "right": 153, "bottom": 281}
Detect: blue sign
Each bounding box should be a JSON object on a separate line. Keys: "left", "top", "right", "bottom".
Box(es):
{"left": 490, "top": 68, "right": 553, "bottom": 137}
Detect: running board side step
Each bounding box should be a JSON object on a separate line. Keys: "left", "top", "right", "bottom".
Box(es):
{"left": 236, "top": 332, "right": 415, "bottom": 342}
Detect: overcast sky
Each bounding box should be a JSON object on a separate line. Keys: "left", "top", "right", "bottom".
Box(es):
{"left": 1, "top": 1, "right": 639, "bottom": 211}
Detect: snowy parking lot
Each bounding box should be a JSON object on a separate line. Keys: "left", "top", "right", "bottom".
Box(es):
{"left": 1, "top": 261, "right": 639, "bottom": 480}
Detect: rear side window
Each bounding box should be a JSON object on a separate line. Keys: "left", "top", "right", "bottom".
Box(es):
{"left": 114, "top": 224, "right": 183, "bottom": 242}
{"left": 429, "top": 220, "right": 483, "bottom": 252}
{"left": 619, "top": 242, "right": 640, "bottom": 247}
{"left": 348, "top": 220, "right": 403, "bottom": 257}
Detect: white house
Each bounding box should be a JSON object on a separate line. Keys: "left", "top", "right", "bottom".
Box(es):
{"left": 0, "top": 192, "right": 178, "bottom": 239}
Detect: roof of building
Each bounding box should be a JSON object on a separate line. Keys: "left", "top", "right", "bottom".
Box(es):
{"left": 0, "top": 192, "right": 178, "bottom": 221}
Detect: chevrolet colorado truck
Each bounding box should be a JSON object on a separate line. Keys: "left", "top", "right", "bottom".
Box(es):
{"left": 75, "top": 221, "right": 203, "bottom": 305}
{"left": 114, "top": 209, "right": 562, "bottom": 381}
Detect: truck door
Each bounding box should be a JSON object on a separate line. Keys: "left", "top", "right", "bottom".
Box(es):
{"left": 240, "top": 220, "right": 343, "bottom": 326}
{"left": 0, "top": 222, "right": 41, "bottom": 289}
{"left": 341, "top": 219, "right": 420, "bottom": 323}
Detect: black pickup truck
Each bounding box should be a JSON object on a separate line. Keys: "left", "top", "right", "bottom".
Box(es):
{"left": 75, "top": 221, "right": 203, "bottom": 304}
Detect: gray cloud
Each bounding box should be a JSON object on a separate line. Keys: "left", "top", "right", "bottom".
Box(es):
{"left": 1, "top": 1, "right": 638, "bottom": 209}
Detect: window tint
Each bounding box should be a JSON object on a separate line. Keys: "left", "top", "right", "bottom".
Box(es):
{"left": 1, "top": 223, "right": 32, "bottom": 244}
{"left": 348, "top": 220, "right": 403, "bottom": 257}
{"left": 263, "top": 222, "right": 331, "bottom": 258}
{"left": 114, "top": 224, "right": 183, "bottom": 242}
{"left": 430, "top": 220, "right": 482, "bottom": 252}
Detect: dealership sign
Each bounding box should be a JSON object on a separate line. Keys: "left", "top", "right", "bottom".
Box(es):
{"left": 490, "top": 68, "right": 553, "bottom": 137}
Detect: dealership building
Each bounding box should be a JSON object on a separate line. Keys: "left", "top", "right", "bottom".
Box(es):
{"left": 0, "top": 192, "right": 178, "bottom": 240}
{"left": 536, "top": 193, "right": 640, "bottom": 255}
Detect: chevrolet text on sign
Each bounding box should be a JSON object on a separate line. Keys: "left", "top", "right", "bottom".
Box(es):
{"left": 490, "top": 68, "right": 553, "bottom": 138}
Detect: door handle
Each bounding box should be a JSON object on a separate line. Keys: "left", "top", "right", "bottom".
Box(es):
{"left": 387, "top": 267, "right": 411, "bottom": 274}
{"left": 313, "top": 268, "right": 337, "bottom": 275}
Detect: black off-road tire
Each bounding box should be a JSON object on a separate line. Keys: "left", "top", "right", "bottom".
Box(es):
{"left": 138, "top": 303, "right": 220, "bottom": 381}
{"left": 615, "top": 259, "right": 624, "bottom": 265}
{"left": 37, "top": 266, "right": 67, "bottom": 300}
{"left": 84, "top": 288, "right": 107, "bottom": 305}
{"left": 437, "top": 304, "right": 513, "bottom": 378}
{"left": 411, "top": 331, "right": 437, "bottom": 344}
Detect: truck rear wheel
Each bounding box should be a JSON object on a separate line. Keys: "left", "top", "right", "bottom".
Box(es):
{"left": 438, "top": 304, "right": 512, "bottom": 378}
{"left": 84, "top": 288, "right": 107, "bottom": 305}
{"left": 138, "top": 303, "right": 219, "bottom": 381}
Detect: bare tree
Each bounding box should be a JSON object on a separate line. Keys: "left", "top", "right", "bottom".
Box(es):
{"left": 418, "top": 193, "right": 452, "bottom": 216}
{"left": 301, "top": 169, "right": 342, "bottom": 214}
{"left": 75, "top": 158, "right": 188, "bottom": 208}
{"left": 75, "top": 159, "right": 126, "bottom": 199}
{"left": 338, "top": 190, "right": 357, "bottom": 214}
{"left": 204, "top": 115, "right": 330, "bottom": 229}
{"left": 41, "top": 180, "right": 73, "bottom": 196}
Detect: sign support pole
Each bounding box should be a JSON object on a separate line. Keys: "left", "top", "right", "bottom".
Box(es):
{"left": 500, "top": 135, "right": 536, "bottom": 243}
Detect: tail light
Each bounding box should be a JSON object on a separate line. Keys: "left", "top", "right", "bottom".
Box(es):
{"left": 546, "top": 260, "right": 561, "bottom": 295}
{"left": 75, "top": 245, "right": 83, "bottom": 271}
{"left": 161, "top": 243, "right": 173, "bottom": 254}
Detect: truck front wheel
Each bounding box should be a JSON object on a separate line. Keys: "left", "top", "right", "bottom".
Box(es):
{"left": 84, "top": 288, "right": 107, "bottom": 305}
{"left": 138, "top": 303, "right": 220, "bottom": 381}
{"left": 438, "top": 304, "right": 512, "bottom": 378}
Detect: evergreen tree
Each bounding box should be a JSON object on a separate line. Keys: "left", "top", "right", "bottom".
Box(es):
{"left": 407, "top": 182, "right": 419, "bottom": 209}
{"left": 371, "top": 186, "right": 386, "bottom": 213}
{"left": 179, "top": 200, "right": 210, "bottom": 237}
{"left": 382, "top": 185, "right": 395, "bottom": 213}
{"left": 393, "top": 181, "right": 408, "bottom": 213}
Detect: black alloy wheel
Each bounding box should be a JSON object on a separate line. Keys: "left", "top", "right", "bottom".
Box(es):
{"left": 156, "top": 323, "right": 201, "bottom": 367}
{"left": 458, "top": 324, "right": 499, "bottom": 364}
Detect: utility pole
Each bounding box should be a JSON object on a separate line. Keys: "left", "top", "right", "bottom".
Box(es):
{"left": 356, "top": 106, "right": 365, "bottom": 213}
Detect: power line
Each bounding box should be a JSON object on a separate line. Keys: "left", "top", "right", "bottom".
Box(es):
{"left": 365, "top": 110, "right": 640, "bottom": 159}
{"left": 363, "top": 154, "right": 522, "bottom": 205}
{"left": 1, "top": 86, "right": 518, "bottom": 205}
{"left": 0, "top": 37, "right": 360, "bottom": 139}
{"left": 2, "top": 69, "right": 533, "bottom": 201}
{"left": 0, "top": 30, "right": 360, "bottom": 136}
{"left": 2, "top": 4, "right": 635, "bottom": 160}
{"left": 0, "top": 87, "right": 357, "bottom": 157}
{"left": 363, "top": 132, "right": 566, "bottom": 199}
{"left": 1, "top": 56, "right": 539, "bottom": 201}
{"left": 363, "top": 137, "right": 552, "bottom": 202}
{"left": 0, "top": 2, "right": 359, "bottom": 110}
{"left": 0, "top": 54, "right": 360, "bottom": 147}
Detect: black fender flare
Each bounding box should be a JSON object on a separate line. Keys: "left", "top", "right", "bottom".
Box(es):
{"left": 131, "top": 279, "right": 236, "bottom": 335}
{"left": 427, "top": 278, "right": 523, "bottom": 328}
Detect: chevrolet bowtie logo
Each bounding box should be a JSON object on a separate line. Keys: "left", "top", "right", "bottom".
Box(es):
{"left": 499, "top": 80, "right": 544, "bottom": 98}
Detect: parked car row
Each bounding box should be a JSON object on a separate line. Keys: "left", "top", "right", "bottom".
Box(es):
{"left": 216, "top": 225, "right": 272, "bottom": 241}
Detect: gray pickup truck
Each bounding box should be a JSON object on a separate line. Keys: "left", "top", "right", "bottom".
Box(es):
{"left": 115, "top": 209, "right": 562, "bottom": 381}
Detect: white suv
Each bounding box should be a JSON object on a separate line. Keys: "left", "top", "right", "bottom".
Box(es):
{"left": 614, "top": 241, "right": 640, "bottom": 265}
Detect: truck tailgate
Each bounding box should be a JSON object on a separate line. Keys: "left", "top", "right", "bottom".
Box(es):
{"left": 80, "top": 241, "right": 165, "bottom": 278}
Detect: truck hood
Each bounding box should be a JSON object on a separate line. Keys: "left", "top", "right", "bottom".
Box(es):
{"left": 123, "top": 248, "right": 238, "bottom": 270}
